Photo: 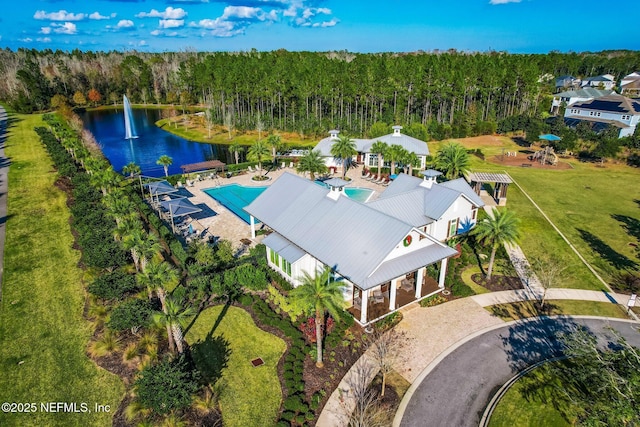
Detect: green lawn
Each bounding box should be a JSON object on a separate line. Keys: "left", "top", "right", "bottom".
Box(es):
{"left": 0, "top": 113, "right": 124, "bottom": 426}
{"left": 185, "top": 305, "right": 286, "bottom": 427}
{"left": 438, "top": 135, "right": 640, "bottom": 291}
{"left": 488, "top": 364, "right": 573, "bottom": 427}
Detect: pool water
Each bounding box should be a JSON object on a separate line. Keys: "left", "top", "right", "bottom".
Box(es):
{"left": 204, "top": 183, "right": 374, "bottom": 224}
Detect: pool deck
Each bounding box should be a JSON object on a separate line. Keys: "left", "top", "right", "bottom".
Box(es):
{"left": 182, "top": 165, "right": 387, "bottom": 249}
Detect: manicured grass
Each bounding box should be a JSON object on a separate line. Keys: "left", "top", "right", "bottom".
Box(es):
{"left": 185, "top": 305, "right": 286, "bottom": 427}
{"left": 460, "top": 266, "right": 491, "bottom": 294}
{"left": 155, "top": 117, "right": 317, "bottom": 147}
{"left": 488, "top": 363, "right": 573, "bottom": 427}
{"left": 0, "top": 113, "right": 124, "bottom": 426}
{"left": 486, "top": 300, "right": 629, "bottom": 321}
{"left": 508, "top": 163, "right": 640, "bottom": 286}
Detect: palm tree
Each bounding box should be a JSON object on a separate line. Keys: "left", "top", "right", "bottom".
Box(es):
{"left": 266, "top": 134, "right": 283, "bottom": 166}
{"left": 122, "top": 162, "right": 141, "bottom": 178}
{"left": 122, "top": 228, "right": 145, "bottom": 271}
{"left": 247, "top": 140, "right": 270, "bottom": 173}
{"left": 291, "top": 267, "right": 346, "bottom": 368}
{"left": 153, "top": 296, "right": 195, "bottom": 354}
{"left": 113, "top": 216, "right": 144, "bottom": 242}
{"left": 435, "top": 143, "right": 470, "bottom": 180}
{"left": 228, "top": 141, "right": 244, "bottom": 165}
{"left": 138, "top": 232, "right": 162, "bottom": 272}
{"left": 330, "top": 135, "right": 357, "bottom": 179}
{"left": 296, "top": 150, "right": 327, "bottom": 180}
{"left": 386, "top": 144, "right": 408, "bottom": 176}
{"left": 403, "top": 151, "right": 420, "bottom": 176}
{"left": 370, "top": 140, "right": 388, "bottom": 177}
{"left": 90, "top": 166, "right": 121, "bottom": 196}
{"left": 472, "top": 209, "right": 520, "bottom": 281}
{"left": 138, "top": 260, "right": 179, "bottom": 307}
{"left": 104, "top": 191, "right": 136, "bottom": 226}
{"left": 156, "top": 155, "right": 173, "bottom": 177}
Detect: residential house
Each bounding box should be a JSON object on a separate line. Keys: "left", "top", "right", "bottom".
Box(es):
{"left": 580, "top": 74, "right": 616, "bottom": 90}
{"left": 550, "top": 88, "right": 613, "bottom": 115}
{"left": 564, "top": 94, "right": 640, "bottom": 138}
{"left": 555, "top": 75, "right": 580, "bottom": 92}
{"left": 313, "top": 126, "right": 430, "bottom": 174}
{"left": 244, "top": 171, "right": 484, "bottom": 325}
{"left": 621, "top": 72, "right": 640, "bottom": 96}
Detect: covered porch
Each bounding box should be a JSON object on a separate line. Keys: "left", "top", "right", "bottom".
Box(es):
{"left": 347, "top": 259, "right": 448, "bottom": 325}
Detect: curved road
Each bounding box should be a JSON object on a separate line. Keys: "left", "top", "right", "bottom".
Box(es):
{"left": 398, "top": 317, "right": 640, "bottom": 427}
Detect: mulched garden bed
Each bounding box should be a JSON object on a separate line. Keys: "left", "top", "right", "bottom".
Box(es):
{"left": 471, "top": 273, "right": 523, "bottom": 292}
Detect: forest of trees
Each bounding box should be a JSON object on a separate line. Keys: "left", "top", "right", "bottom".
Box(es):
{"left": 2, "top": 48, "right": 640, "bottom": 140}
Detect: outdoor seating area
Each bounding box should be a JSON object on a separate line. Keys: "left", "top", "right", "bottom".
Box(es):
{"left": 348, "top": 275, "right": 441, "bottom": 323}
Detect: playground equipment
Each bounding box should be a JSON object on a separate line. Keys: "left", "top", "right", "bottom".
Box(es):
{"left": 530, "top": 145, "right": 558, "bottom": 165}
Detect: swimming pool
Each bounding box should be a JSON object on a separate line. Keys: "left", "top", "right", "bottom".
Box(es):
{"left": 204, "top": 183, "right": 374, "bottom": 224}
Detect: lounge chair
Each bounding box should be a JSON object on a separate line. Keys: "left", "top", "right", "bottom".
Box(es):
{"left": 289, "top": 162, "right": 294, "bottom": 168}
{"left": 281, "top": 162, "right": 286, "bottom": 169}
{"left": 362, "top": 172, "right": 371, "bottom": 180}
{"left": 248, "top": 166, "right": 254, "bottom": 173}
{"left": 176, "top": 181, "right": 183, "bottom": 188}
{"left": 382, "top": 178, "right": 390, "bottom": 186}
{"left": 377, "top": 176, "right": 387, "bottom": 185}
{"left": 367, "top": 174, "right": 376, "bottom": 182}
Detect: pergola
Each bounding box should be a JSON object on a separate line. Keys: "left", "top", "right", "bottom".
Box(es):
{"left": 466, "top": 172, "right": 513, "bottom": 206}
{"left": 160, "top": 197, "right": 202, "bottom": 232}
{"left": 180, "top": 160, "right": 226, "bottom": 175}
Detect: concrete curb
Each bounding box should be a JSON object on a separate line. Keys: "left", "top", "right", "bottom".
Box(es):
{"left": 392, "top": 315, "right": 639, "bottom": 427}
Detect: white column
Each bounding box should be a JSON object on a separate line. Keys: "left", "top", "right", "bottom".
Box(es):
{"left": 360, "top": 289, "right": 369, "bottom": 324}
{"left": 415, "top": 268, "right": 424, "bottom": 298}
{"left": 250, "top": 215, "right": 256, "bottom": 239}
{"left": 438, "top": 258, "right": 449, "bottom": 289}
{"left": 389, "top": 279, "right": 398, "bottom": 310}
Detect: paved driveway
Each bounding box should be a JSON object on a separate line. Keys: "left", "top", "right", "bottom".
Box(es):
{"left": 397, "top": 317, "right": 640, "bottom": 427}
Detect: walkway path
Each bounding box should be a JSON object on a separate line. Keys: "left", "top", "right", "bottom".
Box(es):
{"left": 0, "top": 106, "right": 8, "bottom": 301}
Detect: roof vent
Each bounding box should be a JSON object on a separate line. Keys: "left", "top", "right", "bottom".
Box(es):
{"left": 329, "top": 129, "right": 340, "bottom": 140}
{"left": 419, "top": 169, "right": 442, "bottom": 189}
{"left": 392, "top": 125, "right": 402, "bottom": 137}
{"left": 324, "top": 177, "right": 350, "bottom": 201}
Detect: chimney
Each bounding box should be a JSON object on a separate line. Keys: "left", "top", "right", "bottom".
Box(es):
{"left": 419, "top": 169, "right": 442, "bottom": 189}
{"left": 392, "top": 125, "right": 402, "bottom": 137}
{"left": 323, "top": 177, "right": 350, "bottom": 201}
{"left": 329, "top": 129, "right": 340, "bottom": 140}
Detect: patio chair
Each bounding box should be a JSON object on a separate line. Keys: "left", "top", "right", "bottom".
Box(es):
{"left": 362, "top": 172, "right": 371, "bottom": 180}
{"left": 371, "top": 289, "right": 385, "bottom": 304}
{"left": 248, "top": 166, "right": 254, "bottom": 173}
{"left": 382, "top": 178, "right": 390, "bottom": 187}
{"left": 281, "top": 162, "right": 286, "bottom": 169}
{"left": 399, "top": 279, "right": 413, "bottom": 292}
{"left": 289, "top": 162, "right": 294, "bottom": 168}
{"left": 367, "top": 174, "right": 377, "bottom": 182}
{"left": 374, "top": 176, "right": 384, "bottom": 185}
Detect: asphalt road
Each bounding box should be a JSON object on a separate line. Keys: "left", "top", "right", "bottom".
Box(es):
{"left": 398, "top": 317, "right": 640, "bottom": 427}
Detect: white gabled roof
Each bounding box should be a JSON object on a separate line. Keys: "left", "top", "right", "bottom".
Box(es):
{"left": 313, "top": 128, "right": 429, "bottom": 157}
{"left": 244, "top": 173, "right": 455, "bottom": 290}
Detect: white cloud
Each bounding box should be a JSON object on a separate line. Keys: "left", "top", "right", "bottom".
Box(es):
{"left": 89, "top": 12, "right": 111, "bottom": 20}
{"left": 37, "top": 37, "right": 52, "bottom": 43}
{"left": 192, "top": 19, "right": 243, "bottom": 37}
{"left": 489, "top": 0, "right": 521, "bottom": 4}
{"left": 151, "top": 29, "right": 162, "bottom": 36}
{"left": 314, "top": 18, "right": 338, "bottom": 28}
{"left": 136, "top": 7, "right": 186, "bottom": 19}
{"left": 139, "top": 40, "right": 147, "bottom": 46}
{"left": 117, "top": 20, "right": 134, "bottom": 28}
{"left": 34, "top": 10, "right": 86, "bottom": 21}
{"left": 40, "top": 27, "right": 52, "bottom": 35}
{"left": 52, "top": 22, "right": 77, "bottom": 34}
{"left": 19, "top": 37, "right": 33, "bottom": 43}
{"left": 159, "top": 19, "right": 184, "bottom": 29}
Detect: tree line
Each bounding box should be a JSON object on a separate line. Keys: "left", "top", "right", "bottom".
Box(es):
{"left": 3, "top": 48, "right": 640, "bottom": 139}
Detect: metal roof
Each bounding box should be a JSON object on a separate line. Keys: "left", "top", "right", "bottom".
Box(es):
{"left": 421, "top": 169, "right": 443, "bottom": 178}
{"left": 377, "top": 173, "right": 423, "bottom": 199}
{"left": 554, "top": 88, "right": 612, "bottom": 99}
{"left": 323, "top": 177, "right": 351, "bottom": 187}
{"left": 423, "top": 185, "right": 463, "bottom": 219}
{"left": 367, "top": 190, "right": 434, "bottom": 227}
{"left": 364, "top": 243, "right": 457, "bottom": 289}
{"left": 313, "top": 129, "right": 430, "bottom": 157}
{"left": 466, "top": 172, "right": 513, "bottom": 185}
{"left": 262, "top": 232, "right": 306, "bottom": 263}
{"left": 244, "top": 173, "right": 417, "bottom": 286}
{"left": 440, "top": 178, "right": 485, "bottom": 207}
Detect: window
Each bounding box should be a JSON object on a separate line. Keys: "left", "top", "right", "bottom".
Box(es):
{"left": 472, "top": 209, "right": 477, "bottom": 220}
{"left": 368, "top": 155, "right": 378, "bottom": 167}
{"left": 622, "top": 115, "right": 630, "bottom": 120}
{"left": 282, "top": 259, "right": 291, "bottom": 276}
{"left": 447, "top": 218, "right": 459, "bottom": 238}
{"left": 269, "top": 248, "right": 280, "bottom": 267}
{"left": 596, "top": 112, "right": 601, "bottom": 117}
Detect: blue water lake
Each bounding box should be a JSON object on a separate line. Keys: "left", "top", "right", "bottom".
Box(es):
{"left": 80, "top": 108, "right": 242, "bottom": 177}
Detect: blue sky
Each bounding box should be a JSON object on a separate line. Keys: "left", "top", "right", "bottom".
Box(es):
{"left": 2, "top": 0, "right": 639, "bottom": 53}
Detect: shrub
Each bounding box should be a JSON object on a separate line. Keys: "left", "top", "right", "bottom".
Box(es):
{"left": 267, "top": 285, "right": 305, "bottom": 321}
{"left": 107, "top": 298, "right": 154, "bottom": 331}
{"left": 451, "top": 280, "right": 474, "bottom": 297}
{"left": 420, "top": 294, "right": 448, "bottom": 307}
{"left": 88, "top": 270, "right": 139, "bottom": 301}
{"left": 299, "top": 316, "right": 334, "bottom": 343}
{"left": 234, "top": 263, "right": 268, "bottom": 290}
{"left": 134, "top": 356, "right": 200, "bottom": 415}
{"left": 169, "top": 240, "right": 188, "bottom": 265}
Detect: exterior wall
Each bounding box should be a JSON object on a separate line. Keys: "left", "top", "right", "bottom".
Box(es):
{"left": 430, "top": 196, "right": 477, "bottom": 241}
{"left": 380, "top": 228, "right": 438, "bottom": 262}
{"left": 565, "top": 107, "right": 640, "bottom": 138}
